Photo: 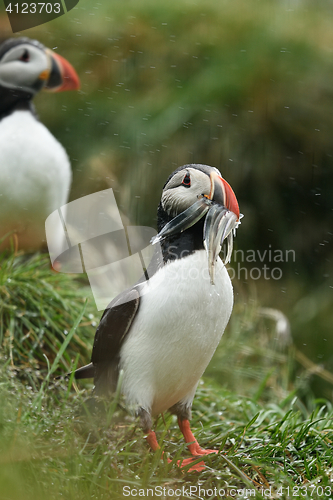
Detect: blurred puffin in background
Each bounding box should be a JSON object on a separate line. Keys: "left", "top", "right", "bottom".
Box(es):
{"left": 73, "top": 164, "right": 241, "bottom": 472}
{"left": 0, "top": 37, "right": 80, "bottom": 252}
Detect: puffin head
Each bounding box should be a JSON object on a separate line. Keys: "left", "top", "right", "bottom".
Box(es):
{"left": 0, "top": 37, "right": 80, "bottom": 112}
{"left": 154, "top": 164, "right": 241, "bottom": 283}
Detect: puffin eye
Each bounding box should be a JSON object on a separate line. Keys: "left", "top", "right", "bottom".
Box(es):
{"left": 182, "top": 173, "right": 191, "bottom": 187}
{"left": 20, "top": 50, "right": 30, "bottom": 63}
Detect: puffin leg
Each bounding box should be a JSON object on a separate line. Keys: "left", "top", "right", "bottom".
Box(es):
{"left": 178, "top": 417, "right": 218, "bottom": 456}
{"left": 138, "top": 407, "right": 205, "bottom": 472}
{"left": 146, "top": 428, "right": 161, "bottom": 451}
{"left": 137, "top": 407, "right": 171, "bottom": 463}
{"left": 170, "top": 400, "right": 218, "bottom": 456}
{"left": 146, "top": 427, "right": 207, "bottom": 472}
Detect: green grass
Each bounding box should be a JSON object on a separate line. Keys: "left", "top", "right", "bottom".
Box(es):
{"left": 0, "top": 251, "right": 333, "bottom": 499}
{"left": 0, "top": 249, "right": 96, "bottom": 381}
{"left": 1, "top": 373, "right": 332, "bottom": 500}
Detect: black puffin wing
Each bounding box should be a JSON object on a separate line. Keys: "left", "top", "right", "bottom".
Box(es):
{"left": 91, "top": 242, "right": 163, "bottom": 365}
{"left": 91, "top": 287, "right": 140, "bottom": 366}
{"left": 90, "top": 245, "right": 163, "bottom": 394}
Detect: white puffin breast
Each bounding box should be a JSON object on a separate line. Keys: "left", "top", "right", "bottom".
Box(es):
{"left": 0, "top": 110, "right": 71, "bottom": 249}
{"left": 120, "top": 249, "right": 233, "bottom": 416}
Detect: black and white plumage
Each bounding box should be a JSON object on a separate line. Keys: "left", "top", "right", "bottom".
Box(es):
{"left": 0, "top": 37, "right": 80, "bottom": 251}
{"left": 74, "top": 164, "right": 241, "bottom": 471}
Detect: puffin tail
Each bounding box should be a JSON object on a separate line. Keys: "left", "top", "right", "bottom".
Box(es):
{"left": 56, "top": 362, "right": 95, "bottom": 381}
{"left": 74, "top": 363, "right": 95, "bottom": 380}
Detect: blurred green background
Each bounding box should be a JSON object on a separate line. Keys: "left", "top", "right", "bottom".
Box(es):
{"left": 1, "top": 0, "right": 332, "bottom": 398}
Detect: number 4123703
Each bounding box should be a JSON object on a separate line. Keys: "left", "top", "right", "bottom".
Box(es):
{"left": 6, "top": 3, "right": 61, "bottom": 14}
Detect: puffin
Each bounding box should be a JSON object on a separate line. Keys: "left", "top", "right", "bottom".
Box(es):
{"left": 74, "top": 164, "right": 241, "bottom": 471}
{"left": 0, "top": 37, "right": 80, "bottom": 252}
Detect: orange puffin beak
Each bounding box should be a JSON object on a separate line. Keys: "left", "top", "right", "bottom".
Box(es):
{"left": 152, "top": 167, "right": 241, "bottom": 285}
{"left": 44, "top": 49, "right": 80, "bottom": 92}
{"left": 208, "top": 171, "right": 240, "bottom": 220}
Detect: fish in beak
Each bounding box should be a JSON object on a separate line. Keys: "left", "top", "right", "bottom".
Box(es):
{"left": 152, "top": 167, "right": 241, "bottom": 284}
{"left": 203, "top": 171, "right": 240, "bottom": 284}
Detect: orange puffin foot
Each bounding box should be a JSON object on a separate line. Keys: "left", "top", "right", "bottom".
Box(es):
{"left": 146, "top": 421, "right": 218, "bottom": 473}
{"left": 146, "top": 431, "right": 206, "bottom": 472}
{"left": 178, "top": 418, "right": 218, "bottom": 456}
{"left": 177, "top": 456, "right": 206, "bottom": 472}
